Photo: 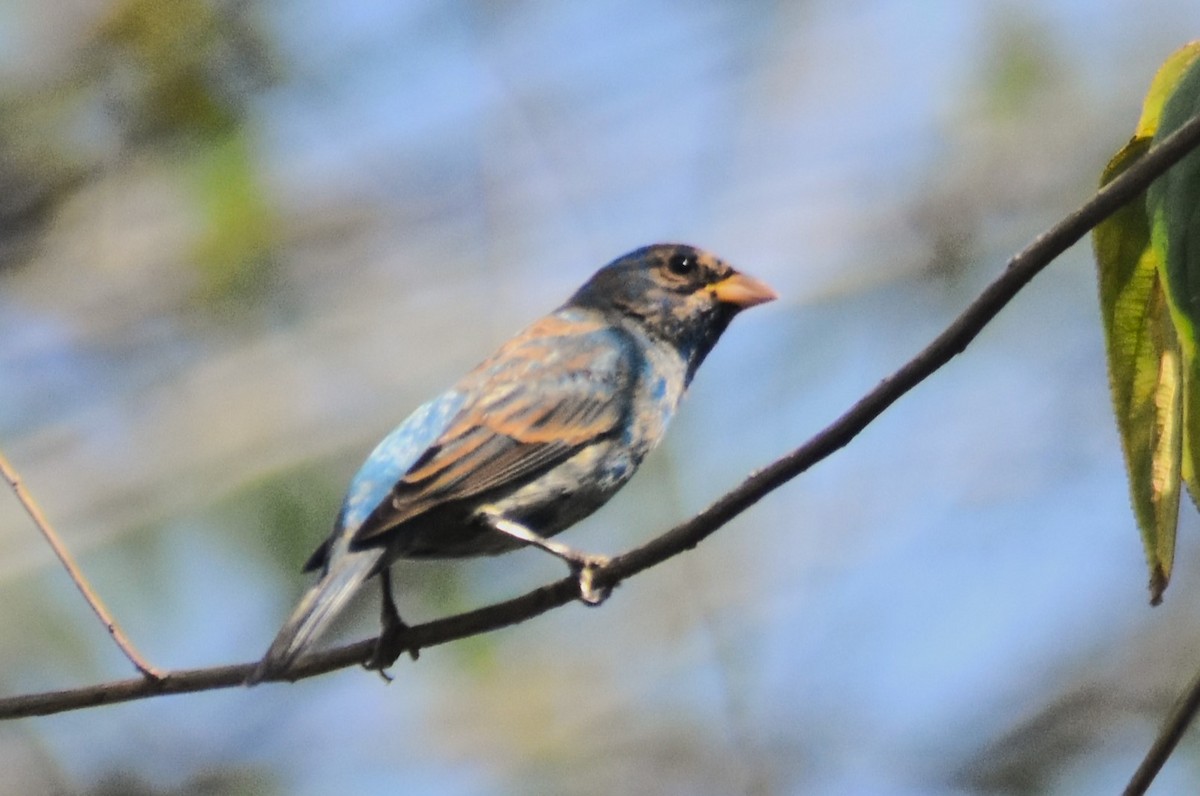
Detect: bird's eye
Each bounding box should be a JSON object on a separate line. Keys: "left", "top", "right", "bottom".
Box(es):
{"left": 666, "top": 253, "right": 696, "bottom": 276}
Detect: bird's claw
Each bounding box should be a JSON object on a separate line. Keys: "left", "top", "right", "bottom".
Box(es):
{"left": 364, "top": 615, "right": 419, "bottom": 680}
{"left": 572, "top": 554, "right": 612, "bottom": 605}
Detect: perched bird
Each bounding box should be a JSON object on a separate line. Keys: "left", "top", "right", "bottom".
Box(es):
{"left": 248, "top": 243, "right": 775, "bottom": 683}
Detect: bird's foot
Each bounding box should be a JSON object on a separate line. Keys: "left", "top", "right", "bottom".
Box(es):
{"left": 364, "top": 592, "right": 419, "bottom": 680}
{"left": 571, "top": 553, "right": 612, "bottom": 605}
{"left": 477, "top": 507, "right": 614, "bottom": 605}
{"left": 365, "top": 627, "right": 419, "bottom": 681}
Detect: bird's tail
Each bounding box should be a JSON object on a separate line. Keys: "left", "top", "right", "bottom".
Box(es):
{"left": 246, "top": 546, "right": 384, "bottom": 685}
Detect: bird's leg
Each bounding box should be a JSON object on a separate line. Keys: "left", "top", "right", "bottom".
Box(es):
{"left": 366, "top": 567, "right": 418, "bottom": 678}
{"left": 478, "top": 506, "right": 612, "bottom": 605}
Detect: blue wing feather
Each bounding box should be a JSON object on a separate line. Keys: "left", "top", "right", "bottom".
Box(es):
{"left": 337, "top": 390, "right": 467, "bottom": 533}
{"left": 301, "top": 390, "right": 467, "bottom": 574}
{"left": 248, "top": 389, "right": 467, "bottom": 682}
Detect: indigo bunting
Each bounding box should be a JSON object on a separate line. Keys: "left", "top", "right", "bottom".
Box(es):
{"left": 249, "top": 243, "right": 775, "bottom": 683}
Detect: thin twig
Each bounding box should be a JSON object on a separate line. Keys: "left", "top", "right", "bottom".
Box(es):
{"left": 0, "top": 450, "right": 163, "bottom": 680}
{"left": 1124, "top": 662, "right": 1200, "bottom": 796}
{"left": 0, "top": 110, "right": 1198, "bottom": 724}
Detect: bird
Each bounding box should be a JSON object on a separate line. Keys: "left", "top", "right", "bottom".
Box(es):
{"left": 247, "top": 243, "right": 776, "bottom": 684}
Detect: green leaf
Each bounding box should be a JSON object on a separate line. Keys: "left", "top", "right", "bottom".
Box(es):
{"left": 187, "top": 128, "right": 278, "bottom": 304}
{"left": 1148, "top": 46, "right": 1200, "bottom": 525}
{"left": 1150, "top": 45, "right": 1200, "bottom": 345}
{"left": 1094, "top": 138, "right": 1182, "bottom": 604}
{"left": 1093, "top": 41, "right": 1200, "bottom": 603}
{"left": 1133, "top": 42, "right": 1200, "bottom": 140}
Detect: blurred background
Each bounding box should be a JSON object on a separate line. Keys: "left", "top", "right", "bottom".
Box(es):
{"left": 0, "top": 0, "right": 1198, "bottom": 793}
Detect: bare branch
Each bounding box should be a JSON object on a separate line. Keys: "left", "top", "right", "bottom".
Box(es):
{"left": 0, "top": 110, "right": 1198, "bottom": 726}
{"left": 0, "top": 450, "right": 163, "bottom": 680}
{"left": 1124, "top": 659, "right": 1200, "bottom": 796}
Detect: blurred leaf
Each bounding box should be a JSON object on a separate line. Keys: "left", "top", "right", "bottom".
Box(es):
{"left": 954, "top": 683, "right": 1119, "bottom": 794}
{"left": 0, "top": 85, "right": 92, "bottom": 269}
{"left": 0, "top": 0, "right": 279, "bottom": 276}
{"left": 977, "top": 11, "right": 1066, "bottom": 120}
{"left": 94, "top": 0, "right": 274, "bottom": 139}
{"left": 94, "top": 0, "right": 282, "bottom": 308}
{"left": 1093, "top": 41, "right": 1200, "bottom": 603}
{"left": 203, "top": 460, "right": 342, "bottom": 576}
{"left": 186, "top": 129, "right": 279, "bottom": 303}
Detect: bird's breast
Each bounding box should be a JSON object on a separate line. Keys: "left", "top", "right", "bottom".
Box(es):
{"left": 623, "top": 336, "right": 689, "bottom": 452}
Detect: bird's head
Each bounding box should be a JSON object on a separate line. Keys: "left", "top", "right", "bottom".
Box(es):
{"left": 568, "top": 243, "right": 776, "bottom": 376}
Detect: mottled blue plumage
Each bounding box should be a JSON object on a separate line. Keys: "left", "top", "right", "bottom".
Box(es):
{"left": 249, "top": 243, "right": 775, "bottom": 683}
{"left": 340, "top": 392, "right": 469, "bottom": 534}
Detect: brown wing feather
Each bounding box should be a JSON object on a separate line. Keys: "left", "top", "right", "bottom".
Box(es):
{"left": 350, "top": 314, "right": 634, "bottom": 546}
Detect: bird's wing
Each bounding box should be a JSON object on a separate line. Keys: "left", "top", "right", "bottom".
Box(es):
{"left": 350, "top": 313, "right": 636, "bottom": 548}
{"left": 303, "top": 389, "right": 468, "bottom": 572}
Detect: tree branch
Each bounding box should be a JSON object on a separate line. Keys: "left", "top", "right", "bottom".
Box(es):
{"left": 1124, "top": 659, "right": 1200, "bottom": 796}
{"left": 2, "top": 110, "right": 1199, "bottom": 724}
{"left": 0, "top": 451, "right": 163, "bottom": 680}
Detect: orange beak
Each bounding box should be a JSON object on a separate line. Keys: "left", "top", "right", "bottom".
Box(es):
{"left": 709, "top": 272, "right": 778, "bottom": 309}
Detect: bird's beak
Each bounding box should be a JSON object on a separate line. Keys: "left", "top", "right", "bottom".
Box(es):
{"left": 709, "top": 272, "right": 778, "bottom": 309}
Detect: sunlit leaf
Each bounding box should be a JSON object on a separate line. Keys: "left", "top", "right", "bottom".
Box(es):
{"left": 1134, "top": 42, "right": 1200, "bottom": 140}
{"left": 1093, "top": 41, "right": 1200, "bottom": 603}
{"left": 1094, "top": 139, "right": 1182, "bottom": 604}
{"left": 1148, "top": 47, "right": 1200, "bottom": 527}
